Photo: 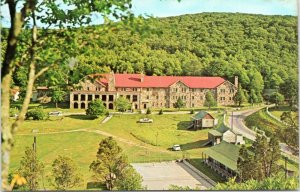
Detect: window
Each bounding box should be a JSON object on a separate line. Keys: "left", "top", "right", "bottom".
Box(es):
{"left": 147, "top": 96, "right": 150, "bottom": 99}
{"left": 220, "top": 89, "right": 225, "bottom": 93}
{"left": 81, "top": 94, "right": 86, "bottom": 101}
{"left": 102, "top": 95, "right": 107, "bottom": 101}
{"left": 147, "top": 88, "right": 150, "bottom": 91}
{"left": 229, "top": 97, "right": 232, "bottom": 100}
{"left": 126, "top": 95, "right": 131, "bottom": 100}
{"left": 109, "top": 95, "right": 114, "bottom": 101}
{"left": 230, "top": 89, "right": 235, "bottom": 93}
{"left": 87, "top": 87, "right": 89, "bottom": 91}
{"left": 88, "top": 95, "right": 93, "bottom": 101}
{"left": 192, "top": 96, "right": 194, "bottom": 100}
{"left": 133, "top": 95, "right": 138, "bottom": 102}
{"left": 73, "top": 94, "right": 78, "bottom": 101}
{"left": 156, "top": 96, "right": 159, "bottom": 99}
{"left": 95, "top": 95, "right": 100, "bottom": 99}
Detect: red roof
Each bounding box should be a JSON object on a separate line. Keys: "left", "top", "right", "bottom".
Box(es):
{"left": 93, "top": 74, "right": 225, "bottom": 89}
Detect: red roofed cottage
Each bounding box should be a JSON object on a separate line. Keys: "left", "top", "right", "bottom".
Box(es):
{"left": 70, "top": 72, "right": 238, "bottom": 110}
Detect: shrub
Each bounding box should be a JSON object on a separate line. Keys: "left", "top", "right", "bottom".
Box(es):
{"left": 26, "top": 107, "right": 48, "bottom": 120}
{"left": 190, "top": 109, "right": 195, "bottom": 114}
{"left": 9, "top": 107, "right": 19, "bottom": 117}
{"left": 86, "top": 99, "right": 106, "bottom": 118}
{"left": 146, "top": 108, "right": 151, "bottom": 114}
{"left": 159, "top": 109, "right": 163, "bottom": 115}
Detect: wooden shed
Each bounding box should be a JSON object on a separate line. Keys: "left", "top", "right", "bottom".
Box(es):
{"left": 192, "top": 111, "right": 215, "bottom": 130}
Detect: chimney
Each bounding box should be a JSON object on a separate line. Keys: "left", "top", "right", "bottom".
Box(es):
{"left": 234, "top": 76, "right": 238, "bottom": 88}
{"left": 140, "top": 73, "right": 144, "bottom": 82}
{"left": 108, "top": 71, "right": 115, "bottom": 91}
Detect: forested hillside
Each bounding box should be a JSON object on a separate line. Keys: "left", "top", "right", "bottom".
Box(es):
{"left": 6, "top": 12, "right": 298, "bottom": 103}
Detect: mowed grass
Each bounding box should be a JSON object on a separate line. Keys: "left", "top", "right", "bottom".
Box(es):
{"left": 15, "top": 115, "right": 105, "bottom": 134}
{"left": 269, "top": 105, "right": 298, "bottom": 119}
{"left": 245, "top": 110, "right": 283, "bottom": 137}
{"left": 11, "top": 112, "right": 224, "bottom": 189}
{"left": 98, "top": 113, "right": 222, "bottom": 157}
{"left": 10, "top": 131, "right": 182, "bottom": 190}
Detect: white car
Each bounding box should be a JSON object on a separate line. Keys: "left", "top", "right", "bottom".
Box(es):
{"left": 172, "top": 144, "right": 181, "bottom": 151}
{"left": 139, "top": 118, "right": 153, "bottom": 123}
{"left": 49, "top": 111, "right": 62, "bottom": 116}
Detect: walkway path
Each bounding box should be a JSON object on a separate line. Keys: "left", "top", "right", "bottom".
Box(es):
{"left": 17, "top": 127, "right": 174, "bottom": 155}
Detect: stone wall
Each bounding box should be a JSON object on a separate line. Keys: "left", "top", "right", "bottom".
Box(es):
{"left": 69, "top": 78, "right": 237, "bottom": 109}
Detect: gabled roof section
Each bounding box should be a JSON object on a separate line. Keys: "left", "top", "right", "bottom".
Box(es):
{"left": 216, "top": 124, "right": 230, "bottom": 134}
{"left": 204, "top": 141, "right": 240, "bottom": 171}
{"left": 90, "top": 74, "right": 226, "bottom": 89}
{"left": 193, "top": 111, "right": 214, "bottom": 120}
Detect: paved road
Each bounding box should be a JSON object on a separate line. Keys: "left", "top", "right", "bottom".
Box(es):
{"left": 226, "top": 106, "right": 298, "bottom": 161}
{"left": 227, "top": 107, "right": 264, "bottom": 141}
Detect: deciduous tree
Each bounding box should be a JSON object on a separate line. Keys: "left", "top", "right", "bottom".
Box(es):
{"left": 90, "top": 137, "right": 143, "bottom": 190}
{"left": 114, "top": 97, "right": 131, "bottom": 112}
{"left": 86, "top": 99, "right": 106, "bottom": 118}
{"left": 51, "top": 89, "right": 66, "bottom": 108}
{"left": 49, "top": 155, "right": 82, "bottom": 190}
{"left": 204, "top": 91, "right": 217, "bottom": 109}
{"left": 16, "top": 147, "right": 44, "bottom": 191}
{"left": 234, "top": 85, "right": 247, "bottom": 106}
{"left": 269, "top": 92, "right": 284, "bottom": 108}
{"left": 174, "top": 97, "right": 185, "bottom": 110}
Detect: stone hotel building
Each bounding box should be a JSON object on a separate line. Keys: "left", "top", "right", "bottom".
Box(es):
{"left": 70, "top": 72, "right": 238, "bottom": 110}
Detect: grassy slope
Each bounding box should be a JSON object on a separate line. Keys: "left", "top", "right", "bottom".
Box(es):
{"left": 11, "top": 112, "right": 225, "bottom": 189}
{"left": 245, "top": 110, "right": 283, "bottom": 136}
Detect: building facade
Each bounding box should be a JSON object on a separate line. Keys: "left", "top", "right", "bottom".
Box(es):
{"left": 69, "top": 73, "right": 238, "bottom": 110}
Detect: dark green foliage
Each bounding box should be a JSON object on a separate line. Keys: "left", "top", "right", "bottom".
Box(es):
{"left": 269, "top": 92, "right": 285, "bottom": 107}
{"left": 168, "top": 184, "right": 200, "bottom": 190}
{"left": 10, "top": 13, "right": 297, "bottom": 103}
{"left": 114, "top": 97, "right": 131, "bottom": 112}
{"left": 51, "top": 89, "right": 66, "bottom": 108}
{"left": 159, "top": 109, "right": 163, "bottom": 115}
{"left": 190, "top": 109, "right": 195, "bottom": 114}
{"left": 25, "top": 107, "right": 49, "bottom": 120}
{"left": 214, "top": 173, "right": 298, "bottom": 190}
{"left": 277, "top": 112, "right": 299, "bottom": 155}
{"left": 238, "top": 135, "right": 281, "bottom": 181}
{"left": 86, "top": 99, "right": 106, "bottom": 118}
{"left": 146, "top": 108, "right": 151, "bottom": 114}
{"left": 115, "top": 166, "right": 145, "bottom": 190}
{"left": 17, "top": 147, "right": 44, "bottom": 190}
{"left": 89, "top": 137, "right": 143, "bottom": 190}
{"left": 173, "top": 97, "right": 185, "bottom": 110}
{"left": 204, "top": 91, "right": 217, "bottom": 109}
{"left": 50, "top": 155, "right": 82, "bottom": 190}
{"left": 234, "top": 85, "right": 247, "bottom": 106}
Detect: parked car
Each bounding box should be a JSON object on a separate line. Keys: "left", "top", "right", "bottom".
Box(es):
{"left": 172, "top": 144, "right": 181, "bottom": 151}
{"left": 138, "top": 118, "right": 153, "bottom": 123}
{"left": 48, "top": 111, "right": 62, "bottom": 116}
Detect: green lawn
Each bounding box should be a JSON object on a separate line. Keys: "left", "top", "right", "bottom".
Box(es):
{"left": 269, "top": 105, "right": 298, "bottom": 119}
{"left": 11, "top": 112, "right": 225, "bottom": 189}
{"left": 245, "top": 110, "right": 283, "bottom": 137}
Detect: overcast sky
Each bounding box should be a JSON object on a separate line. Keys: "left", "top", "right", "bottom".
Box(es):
{"left": 1, "top": 0, "right": 297, "bottom": 27}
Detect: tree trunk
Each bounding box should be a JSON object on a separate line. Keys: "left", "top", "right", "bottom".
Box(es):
{"left": 2, "top": 2, "right": 36, "bottom": 189}
{"left": 56, "top": 102, "right": 58, "bottom": 108}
